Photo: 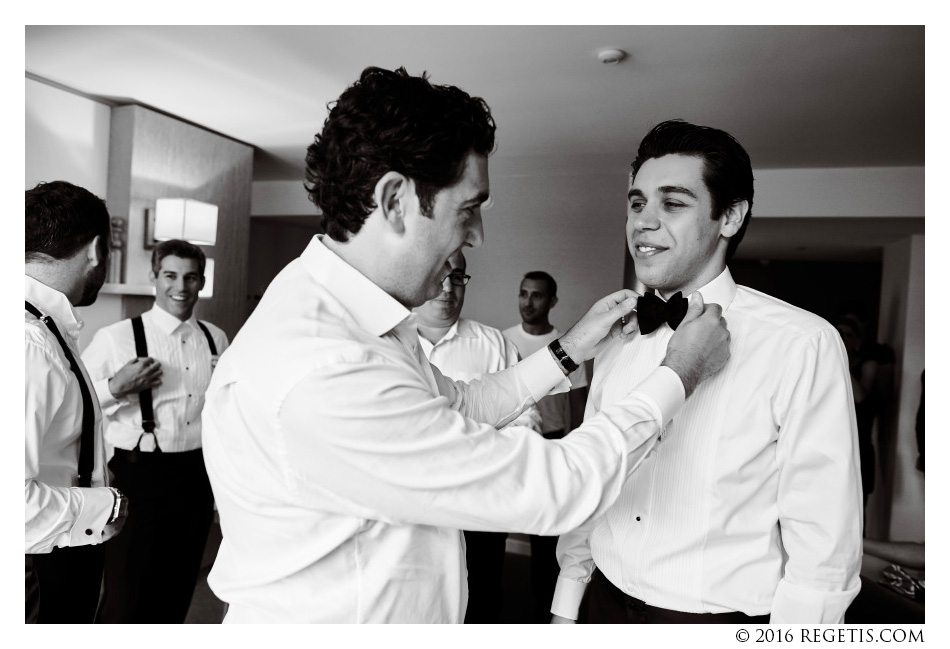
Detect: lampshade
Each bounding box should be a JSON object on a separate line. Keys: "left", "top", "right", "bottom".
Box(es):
{"left": 154, "top": 198, "right": 218, "bottom": 245}
{"left": 199, "top": 258, "right": 215, "bottom": 298}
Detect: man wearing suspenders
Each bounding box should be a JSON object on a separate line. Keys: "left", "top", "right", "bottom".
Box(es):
{"left": 83, "top": 239, "right": 229, "bottom": 622}
{"left": 26, "top": 180, "right": 129, "bottom": 623}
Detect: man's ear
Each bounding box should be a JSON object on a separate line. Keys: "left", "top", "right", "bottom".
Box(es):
{"left": 550, "top": 295, "right": 559, "bottom": 310}
{"left": 720, "top": 200, "right": 749, "bottom": 240}
{"left": 374, "top": 171, "right": 410, "bottom": 235}
{"left": 86, "top": 235, "right": 105, "bottom": 267}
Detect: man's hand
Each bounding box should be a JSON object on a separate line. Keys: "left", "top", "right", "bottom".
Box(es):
{"left": 660, "top": 292, "right": 730, "bottom": 398}
{"left": 108, "top": 357, "right": 163, "bottom": 399}
{"left": 102, "top": 517, "right": 127, "bottom": 542}
{"left": 550, "top": 614, "right": 575, "bottom": 624}
{"left": 559, "top": 289, "right": 640, "bottom": 364}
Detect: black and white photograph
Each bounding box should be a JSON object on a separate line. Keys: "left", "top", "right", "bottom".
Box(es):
{"left": 22, "top": 18, "right": 932, "bottom": 640}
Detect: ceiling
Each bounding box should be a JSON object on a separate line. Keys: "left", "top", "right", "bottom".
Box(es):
{"left": 25, "top": 25, "right": 925, "bottom": 261}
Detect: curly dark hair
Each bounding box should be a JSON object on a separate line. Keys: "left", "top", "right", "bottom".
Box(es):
{"left": 304, "top": 66, "right": 496, "bottom": 242}
{"left": 26, "top": 180, "right": 111, "bottom": 263}
{"left": 631, "top": 119, "right": 754, "bottom": 261}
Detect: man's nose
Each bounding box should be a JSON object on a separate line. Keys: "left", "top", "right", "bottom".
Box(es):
{"left": 631, "top": 204, "right": 660, "bottom": 231}
{"left": 466, "top": 210, "right": 484, "bottom": 249}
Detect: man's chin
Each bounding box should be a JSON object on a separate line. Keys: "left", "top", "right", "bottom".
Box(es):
{"left": 76, "top": 281, "right": 106, "bottom": 307}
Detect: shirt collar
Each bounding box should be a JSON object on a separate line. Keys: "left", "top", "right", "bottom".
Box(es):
{"left": 148, "top": 303, "right": 198, "bottom": 335}
{"left": 422, "top": 319, "right": 465, "bottom": 348}
{"left": 300, "top": 235, "right": 410, "bottom": 337}
{"left": 25, "top": 275, "right": 84, "bottom": 339}
{"left": 660, "top": 266, "right": 737, "bottom": 312}
{"left": 439, "top": 320, "right": 464, "bottom": 343}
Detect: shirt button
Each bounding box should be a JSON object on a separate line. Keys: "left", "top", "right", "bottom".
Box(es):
{"left": 636, "top": 516, "right": 641, "bottom": 522}
{"left": 85, "top": 529, "right": 93, "bottom": 536}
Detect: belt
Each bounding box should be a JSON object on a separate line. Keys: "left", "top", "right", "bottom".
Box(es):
{"left": 594, "top": 569, "right": 770, "bottom": 623}
{"left": 112, "top": 446, "right": 204, "bottom": 466}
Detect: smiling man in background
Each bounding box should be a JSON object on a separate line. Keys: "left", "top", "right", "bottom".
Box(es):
{"left": 83, "top": 239, "right": 229, "bottom": 622}
{"left": 552, "top": 119, "right": 862, "bottom": 624}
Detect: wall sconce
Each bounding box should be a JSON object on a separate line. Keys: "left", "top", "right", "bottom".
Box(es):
{"left": 145, "top": 198, "right": 218, "bottom": 248}
{"left": 199, "top": 258, "right": 215, "bottom": 298}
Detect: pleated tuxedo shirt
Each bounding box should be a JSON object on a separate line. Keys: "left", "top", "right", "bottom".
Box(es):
{"left": 83, "top": 304, "right": 229, "bottom": 453}
{"left": 553, "top": 268, "right": 863, "bottom": 623}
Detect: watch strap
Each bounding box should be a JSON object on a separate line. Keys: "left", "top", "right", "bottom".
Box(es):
{"left": 548, "top": 338, "right": 579, "bottom": 374}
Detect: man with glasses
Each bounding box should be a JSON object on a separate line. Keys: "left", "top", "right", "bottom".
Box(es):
{"left": 414, "top": 252, "right": 540, "bottom": 623}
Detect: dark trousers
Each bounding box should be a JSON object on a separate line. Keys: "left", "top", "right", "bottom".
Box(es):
{"left": 26, "top": 544, "right": 105, "bottom": 623}
{"left": 97, "top": 448, "right": 214, "bottom": 623}
{"left": 529, "top": 429, "right": 567, "bottom": 622}
{"left": 587, "top": 569, "right": 770, "bottom": 624}
{"left": 463, "top": 530, "right": 508, "bottom": 623}
{"left": 529, "top": 534, "right": 561, "bottom": 622}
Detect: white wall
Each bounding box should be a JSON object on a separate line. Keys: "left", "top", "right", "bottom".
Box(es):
{"left": 25, "top": 78, "right": 122, "bottom": 349}
{"left": 26, "top": 78, "right": 111, "bottom": 196}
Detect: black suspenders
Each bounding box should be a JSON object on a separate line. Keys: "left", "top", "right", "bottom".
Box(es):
{"left": 129, "top": 315, "right": 218, "bottom": 455}
{"left": 25, "top": 301, "right": 95, "bottom": 488}
{"left": 196, "top": 321, "right": 218, "bottom": 356}
{"left": 129, "top": 316, "right": 159, "bottom": 454}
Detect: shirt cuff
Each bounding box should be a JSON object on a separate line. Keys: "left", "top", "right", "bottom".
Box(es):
{"left": 550, "top": 575, "right": 589, "bottom": 620}
{"left": 609, "top": 365, "right": 685, "bottom": 432}
{"left": 770, "top": 577, "right": 861, "bottom": 623}
{"left": 519, "top": 346, "right": 572, "bottom": 400}
{"left": 67, "top": 487, "right": 114, "bottom": 547}
{"left": 93, "top": 377, "right": 127, "bottom": 414}
{"left": 633, "top": 365, "right": 685, "bottom": 427}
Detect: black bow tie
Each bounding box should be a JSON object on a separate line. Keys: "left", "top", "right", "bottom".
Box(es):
{"left": 637, "top": 291, "right": 688, "bottom": 335}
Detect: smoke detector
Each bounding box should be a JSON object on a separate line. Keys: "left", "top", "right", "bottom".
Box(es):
{"left": 597, "top": 48, "right": 627, "bottom": 65}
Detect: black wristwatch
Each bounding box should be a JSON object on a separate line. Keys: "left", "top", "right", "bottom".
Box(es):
{"left": 107, "top": 487, "right": 129, "bottom": 524}
{"left": 548, "top": 338, "right": 579, "bottom": 375}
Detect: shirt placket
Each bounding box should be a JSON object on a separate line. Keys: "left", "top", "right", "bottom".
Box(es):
{"left": 180, "top": 326, "right": 201, "bottom": 451}
{"left": 623, "top": 324, "right": 673, "bottom": 600}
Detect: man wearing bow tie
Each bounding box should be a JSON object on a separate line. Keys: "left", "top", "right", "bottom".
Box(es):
{"left": 551, "top": 120, "right": 863, "bottom": 624}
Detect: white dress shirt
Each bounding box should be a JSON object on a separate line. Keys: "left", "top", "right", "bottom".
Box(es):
{"left": 201, "top": 235, "right": 685, "bottom": 623}
{"left": 553, "top": 268, "right": 863, "bottom": 623}
{"left": 419, "top": 317, "right": 541, "bottom": 433}
{"left": 25, "top": 275, "right": 114, "bottom": 554}
{"left": 82, "top": 304, "right": 228, "bottom": 453}
{"left": 502, "top": 324, "right": 588, "bottom": 434}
